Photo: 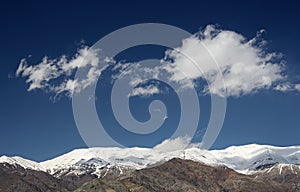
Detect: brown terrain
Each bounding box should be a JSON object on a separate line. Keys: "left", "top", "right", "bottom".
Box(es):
{"left": 76, "top": 158, "right": 300, "bottom": 192}
{"left": 1, "top": 158, "right": 299, "bottom": 192}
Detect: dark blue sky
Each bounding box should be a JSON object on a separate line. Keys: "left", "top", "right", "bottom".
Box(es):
{"left": 1, "top": 0, "right": 300, "bottom": 161}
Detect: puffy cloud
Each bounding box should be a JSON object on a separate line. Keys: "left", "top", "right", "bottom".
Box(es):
{"left": 164, "top": 25, "right": 286, "bottom": 97}
{"left": 16, "top": 46, "right": 105, "bottom": 96}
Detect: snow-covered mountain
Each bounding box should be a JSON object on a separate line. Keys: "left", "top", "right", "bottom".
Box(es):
{"left": 0, "top": 155, "right": 43, "bottom": 171}
{"left": 206, "top": 144, "right": 300, "bottom": 173}
{"left": 1, "top": 144, "right": 300, "bottom": 178}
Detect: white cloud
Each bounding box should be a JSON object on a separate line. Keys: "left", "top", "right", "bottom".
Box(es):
{"left": 274, "top": 83, "right": 300, "bottom": 92}
{"left": 129, "top": 84, "right": 160, "bottom": 97}
{"left": 153, "top": 136, "right": 202, "bottom": 151}
{"left": 113, "top": 62, "right": 162, "bottom": 97}
{"left": 16, "top": 46, "right": 105, "bottom": 96}
{"left": 154, "top": 136, "right": 190, "bottom": 151}
{"left": 294, "top": 84, "right": 300, "bottom": 91}
{"left": 274, "top": 83, "right": 293, "bottom": 92}
{"left": 163, "top": 25, "right": 286, "bottom": 97}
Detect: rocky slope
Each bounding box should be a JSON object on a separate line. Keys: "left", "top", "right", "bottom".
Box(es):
{"left": 75, "top": 158, "right": 299, "bottom": 192}
{"left": 0, "top": 163, "right": 70, "bottom": 192}
{"left": 0, "top": 158, "right": 299, "bottom": 191}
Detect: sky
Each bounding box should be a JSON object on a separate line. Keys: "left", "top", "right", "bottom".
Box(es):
{"left": 1, "top": 0, "right": 300, "bottom": 161}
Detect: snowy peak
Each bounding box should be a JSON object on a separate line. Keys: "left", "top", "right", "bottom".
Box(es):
{"left": 208, "top": 144, "right": 300, "bottom": 173}
{"left": 39, "top": 147, "right": 173, "bottom": 177}
{"left": 40, "top": 147, "right": 160, "bottom": 169}
{"left": 0, "top": 155, "right": 43, "bottom": 171}
{"left": 38, "top": 144, "right": 300, "bottom": 177}
{"left": 1, "top": 144, "right": 300, "bottom": 178}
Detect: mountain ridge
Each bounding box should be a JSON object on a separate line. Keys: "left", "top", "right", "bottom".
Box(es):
{"left": 1, "top": 143, "right": 300, "bottom": 178}
{"left": 1, "top": 144, "right": 300, "bottom": 192}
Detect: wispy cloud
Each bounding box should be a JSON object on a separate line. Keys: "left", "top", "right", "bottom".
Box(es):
{"left": 274, "top": 83, "right": 293, "bottom": 92}
{"left": 16, "top": 46, "right": 106, "bottom": 96}
{"left": 128, "top": 84, "right": 160, "bottom": 97}
{"left": 294, "top": 84, "right": 300, "bottom": 91}
{"left": 153, "top": 136, "right": 201, "bottom": 151}
{"left": 16, "top": 25, "right": 300, "bottom": 98}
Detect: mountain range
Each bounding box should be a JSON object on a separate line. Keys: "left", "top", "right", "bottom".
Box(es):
{"left": 1, "top": 144, "right": 300, "bottom": 191}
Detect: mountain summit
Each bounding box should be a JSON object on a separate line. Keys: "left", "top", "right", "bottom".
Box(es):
{"left": 0, "top": 144, "right": 299, "bottom": 191}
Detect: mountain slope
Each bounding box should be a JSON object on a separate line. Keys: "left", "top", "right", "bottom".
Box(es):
{"left": 76, "top": 158, "right": 294, "bottom": 192}
{"left": 0, "top": 162, "right": 99, "bottom": 192}
{"left": 0, "top": 163, "right": 70, "bottom": 192}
